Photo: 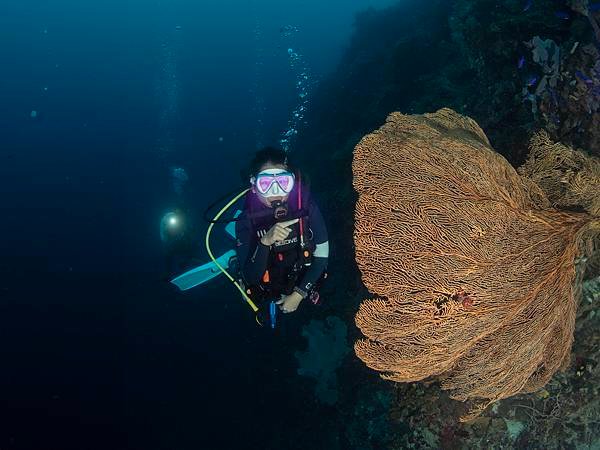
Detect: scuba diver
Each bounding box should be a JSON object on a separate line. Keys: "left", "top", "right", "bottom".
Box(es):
{"left": 169, "top": 146, "right": 329, "bottom": 328}
{"left": 159, "top": 208, "right": 202, "bottom": 279}
{"left": 234, "top": 147, "right": 329, "bottom": 324}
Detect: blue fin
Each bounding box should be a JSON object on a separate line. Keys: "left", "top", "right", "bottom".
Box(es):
{"left": 170, "top": 249, "right": 237, "bottom": 291}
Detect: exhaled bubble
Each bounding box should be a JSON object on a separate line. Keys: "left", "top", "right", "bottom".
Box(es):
{"left": 171, "top": 167, "right": 188, "bottom": 196}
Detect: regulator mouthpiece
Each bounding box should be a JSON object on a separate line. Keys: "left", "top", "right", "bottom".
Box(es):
{"left": 271, "top": 200, "right": 288, "bottom": 220}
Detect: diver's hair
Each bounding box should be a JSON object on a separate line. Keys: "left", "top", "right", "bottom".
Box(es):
{"left": 247, "top": 146, "right": 295, "bottom": 177}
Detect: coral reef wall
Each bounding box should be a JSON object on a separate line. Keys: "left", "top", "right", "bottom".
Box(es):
{"left": 297, "top": 0, "right": 600, "bottom": 171}
{"left": 290, "top": 0, "right": 600, "bottom": 445}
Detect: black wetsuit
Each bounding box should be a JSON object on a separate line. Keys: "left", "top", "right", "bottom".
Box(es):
{"left": 234, "top": 182, "right": 328, "bottom": 304}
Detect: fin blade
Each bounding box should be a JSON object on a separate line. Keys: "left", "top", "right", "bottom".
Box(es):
{"left": 170, "top": 249, "right": 236, "bottom": 290}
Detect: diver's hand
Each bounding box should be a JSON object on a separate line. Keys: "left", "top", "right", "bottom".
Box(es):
{"left": 276, "top": 291, "right": 303, "bottom": 314}
{"left": 260, "top": 219, "right": 299, "bottom": 246}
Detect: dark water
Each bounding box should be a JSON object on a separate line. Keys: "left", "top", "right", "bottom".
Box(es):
{"left": 1, "top": 0, "right": 396, "bottom": 448}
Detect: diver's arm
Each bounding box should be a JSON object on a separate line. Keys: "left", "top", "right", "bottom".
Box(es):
{"left": 294, "top": 255, "right": 328, "bottom": 298}
{"left": 295, "top": 198, "right": 329, "bottom": 298}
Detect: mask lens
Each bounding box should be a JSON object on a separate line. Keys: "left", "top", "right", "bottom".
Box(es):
{"left": 257, "top": 176, "right": 274, "bottom": 193}
{"left": 276, "top": 175, "right": 293, "bottom": 192}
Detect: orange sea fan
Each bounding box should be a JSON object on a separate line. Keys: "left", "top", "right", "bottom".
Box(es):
{"left": 352, "top": 108, "right": 600, "bottom": 420}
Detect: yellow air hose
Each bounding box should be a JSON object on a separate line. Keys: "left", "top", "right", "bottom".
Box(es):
{"left": 205, "top": 188, "right": 259, "bottom": 313}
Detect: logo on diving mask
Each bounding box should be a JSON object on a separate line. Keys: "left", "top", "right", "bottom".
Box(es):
{"left": 271, "top": 200, "right": 288, "bottom": 219}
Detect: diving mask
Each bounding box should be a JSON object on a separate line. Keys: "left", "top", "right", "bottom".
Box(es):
{"left": 252, "top": 169, "right": 295, "bottom": 197}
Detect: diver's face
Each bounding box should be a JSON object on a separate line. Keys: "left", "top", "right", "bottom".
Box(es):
{"left": 252, "top": 162, "right": 290, "bottom": 208}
